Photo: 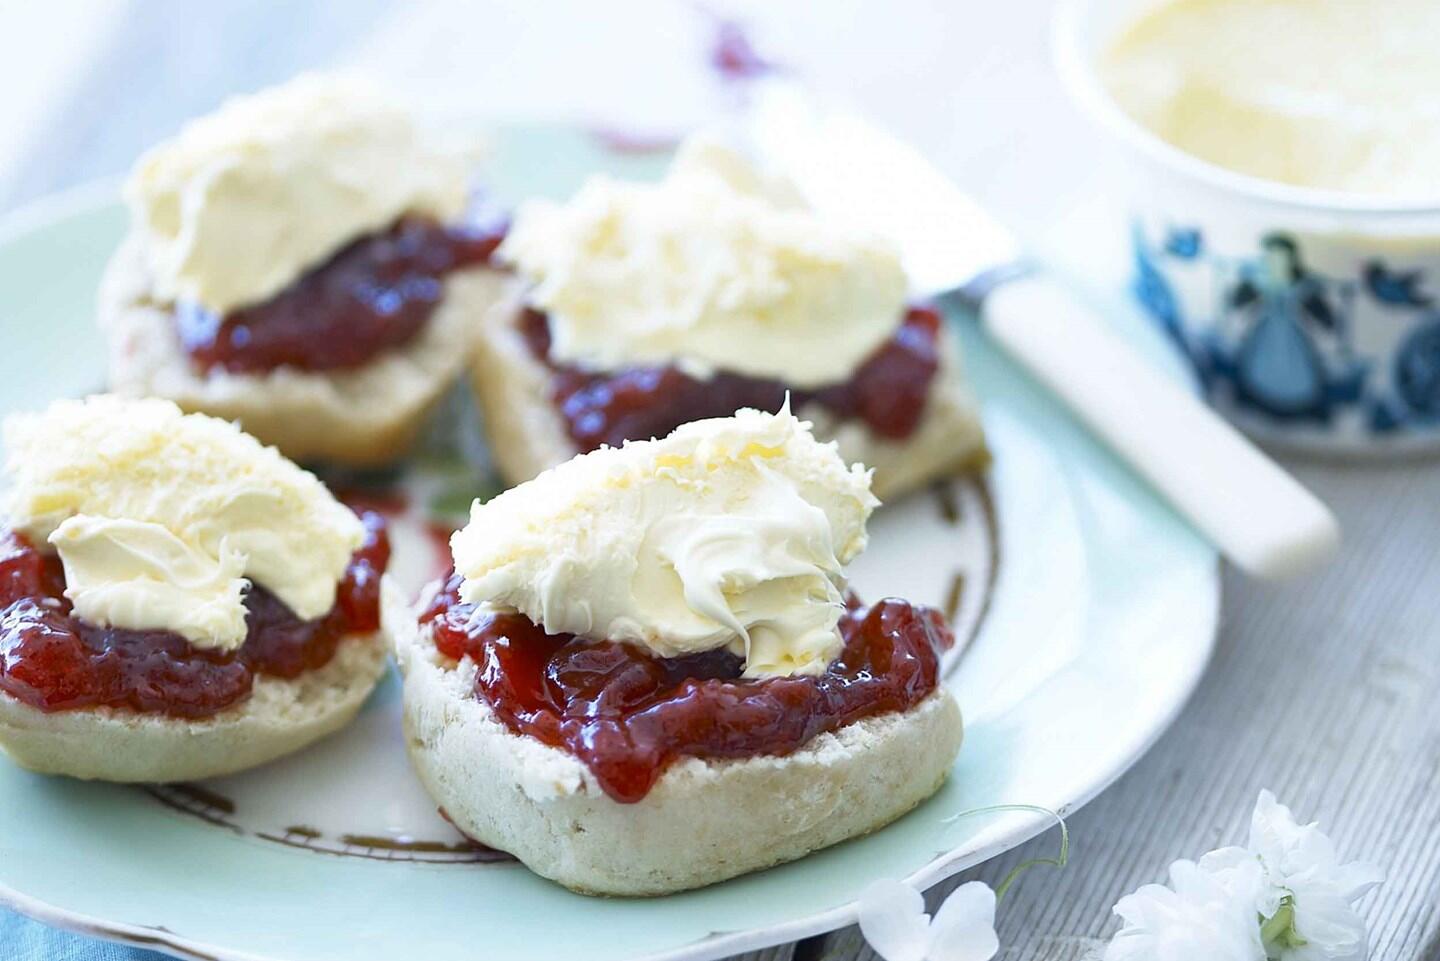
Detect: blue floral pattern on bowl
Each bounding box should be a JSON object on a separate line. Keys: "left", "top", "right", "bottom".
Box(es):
{"left": 1131, "top": 221, "right": 1440, "bottom": 451}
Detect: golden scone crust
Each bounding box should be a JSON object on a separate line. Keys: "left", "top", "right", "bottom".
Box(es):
{"left": 391, "top": 596, "right": 964, "bottom": 897}
{"left": 468, "top": 295, "right": 989, "bottom": 500}
{"left": 100, "top": 232, "right": 510, "bottom": 466}
{"left": 0, "top": 614, "right": 391, "bottom": 783}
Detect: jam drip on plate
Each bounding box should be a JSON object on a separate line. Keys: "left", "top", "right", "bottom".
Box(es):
{"left": 177, "top": 218, "right": 505, "bottom": 374}
{"left": 0, "top": 513, "right": 389, "bottom": 719}
{"left": 519, "top": 305, "right": 944, "bottom": 452}
{"left": 421, "top": 574, "right": 953, "bottom": 803}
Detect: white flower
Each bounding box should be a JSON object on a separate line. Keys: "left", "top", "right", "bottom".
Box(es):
{"left": 1105, "top": 858, "right": 1268, "bottom": 961}
{"left": 1104, "top": 791, "right": 1385, "bottom": 961}
{"left": 1202, "top": 790, "right": 1386, "bottom": 961}
{"left": 857, "top": 878, "right": 999, "bottom": 961}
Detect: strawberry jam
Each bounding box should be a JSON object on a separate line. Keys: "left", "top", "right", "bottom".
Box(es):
{"left": 421, "top": 573, "right": 952, "bottom": 803}
{"left": 519, "top": 305, "right": 944, "bottom": 452}
{"left": 177, "top": 218, "right": 504, "bottom": 374}
{"left": 0, "top": 513, "right": 389, "bottom": 719}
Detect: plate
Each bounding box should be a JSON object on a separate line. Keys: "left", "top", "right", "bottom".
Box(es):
{"left": 0, "top": 124, "right": 1218, "bottom": 961}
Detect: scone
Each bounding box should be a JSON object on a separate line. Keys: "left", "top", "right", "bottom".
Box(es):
{"left": 0, "top": 395, "right": 395, "bottom": 782}
{"left": 396, "top": 405, "right": 964, "bottom": 895}
{"left": 100, "top": 73, "right": 509, "bottom": 466}
{"left": 470, "top": 137, "right": 988, "bottom": 500}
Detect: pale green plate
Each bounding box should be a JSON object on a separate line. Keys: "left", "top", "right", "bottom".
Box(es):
{"left": 0, "top": 125, "right": 1217, "bottom": 961}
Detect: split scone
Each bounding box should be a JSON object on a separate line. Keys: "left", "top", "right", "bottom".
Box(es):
{"left": 0, "top": 395, "right": 394, "bottom": 782}
{"left": 471, "top": 137, "right": 988, "bottom": 500}
{"left": 101, "top": 73, "right": 509, "bottom": 466}
{"left": 395, "top": 405, "right": 964, "bottom": 895}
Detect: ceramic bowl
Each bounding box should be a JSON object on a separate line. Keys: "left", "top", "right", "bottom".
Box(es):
{"left": 1054, "top": 0, "right": 1440, "bottom": 457}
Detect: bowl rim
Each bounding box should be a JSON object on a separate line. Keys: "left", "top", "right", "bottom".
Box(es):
{"left": 1050, "top": 0, "right": 1440, "bottom": 219}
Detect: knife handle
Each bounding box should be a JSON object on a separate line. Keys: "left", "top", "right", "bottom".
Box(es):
{"left": 980, "top": 273, "right": 1339, "bottom": 579}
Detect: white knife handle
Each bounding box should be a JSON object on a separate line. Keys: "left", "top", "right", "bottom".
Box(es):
{"left": 981, "top": 274, "right": 1340, "bottom": 579}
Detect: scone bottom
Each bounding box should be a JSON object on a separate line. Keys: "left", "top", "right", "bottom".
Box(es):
{"left": 402, "top": 404, "right": 966, "bottom": 893}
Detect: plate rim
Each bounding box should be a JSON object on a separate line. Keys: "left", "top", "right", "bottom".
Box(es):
{"left": 0, "top": 181, "right": 1220, "bottom": 961}
{"left": 0, "top": 175, "right": 124, "bottom": 245}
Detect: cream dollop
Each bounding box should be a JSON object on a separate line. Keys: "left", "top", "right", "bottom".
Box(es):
{"left": 450, "top": 405, "right": 878, "bottom": 677}
{"left": 1101, "top": 0, "right": 1440, "bottom": 196}
{"left": 3, "top": 396, "right": 364, "bottom": 650}
{"left": 498, "top": 138, "right": 908, "bottom": 388}
{"left": 126, "top": 72, "right": 467, "bottom": 315}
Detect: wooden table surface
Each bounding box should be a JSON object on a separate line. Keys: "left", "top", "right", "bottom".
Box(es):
{"left": 3, "top": 2, "right": 1437, "bottom": 958}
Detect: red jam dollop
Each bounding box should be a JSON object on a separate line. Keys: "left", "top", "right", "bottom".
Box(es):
{"left": 421, "top": 573, "right": 953, "bottom": 803}
{"left": 176, "top": 218, "right": 505, "bottom": 374}
{"left": 519, "top": 305, "right": 943, "bottom": 453}
{"left": 0, "top": 513, "right": 389, "bottom": 719}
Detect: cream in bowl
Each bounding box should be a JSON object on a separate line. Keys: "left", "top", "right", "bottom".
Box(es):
{"left": 1056, "top": 0, "right": 1440, "bottom": 455}
{"left": 1102, "top": 0, "right": 1440, "bottom": 199}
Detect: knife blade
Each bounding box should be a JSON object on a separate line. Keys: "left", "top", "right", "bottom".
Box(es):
{"left": 748, "top": 83, "right": 1025, "bottom": 299}
{"left": 745, "top": 82, "right": 1340, "bottom": 580}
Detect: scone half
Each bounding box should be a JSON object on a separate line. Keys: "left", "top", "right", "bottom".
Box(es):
{"left": 102, "top": 233, "right": 510, "bottom": 467}
{"left": 0, "top": 625, "right": 388, "bottom": 783}
{"left": 469, "top": 290, "right": 989, "bottom": 501}
{"left": 393, "top": 600, "right": 964, "bottom": 897}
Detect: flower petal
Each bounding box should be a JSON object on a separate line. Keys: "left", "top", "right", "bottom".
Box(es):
{"left": 857, "top": 879, "right": 930, "bottom": 961}
{"left": 1105, "top": 861, "right": 1267, "bottom": 961}
{"left": 1243, "top": 791, "right": 1385, "bottom": 960}
{"left": 1282, "top": 886, "right": 1369, "bottom": 961}
{"left": 1200, "top": 846, "right": 1279, "bottom": 917}
{"left": 927, "top": 882, "right": 999, "bottom": 961}
{"left": 1328, "top": 861, "right": 1386, "bottom": 904}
